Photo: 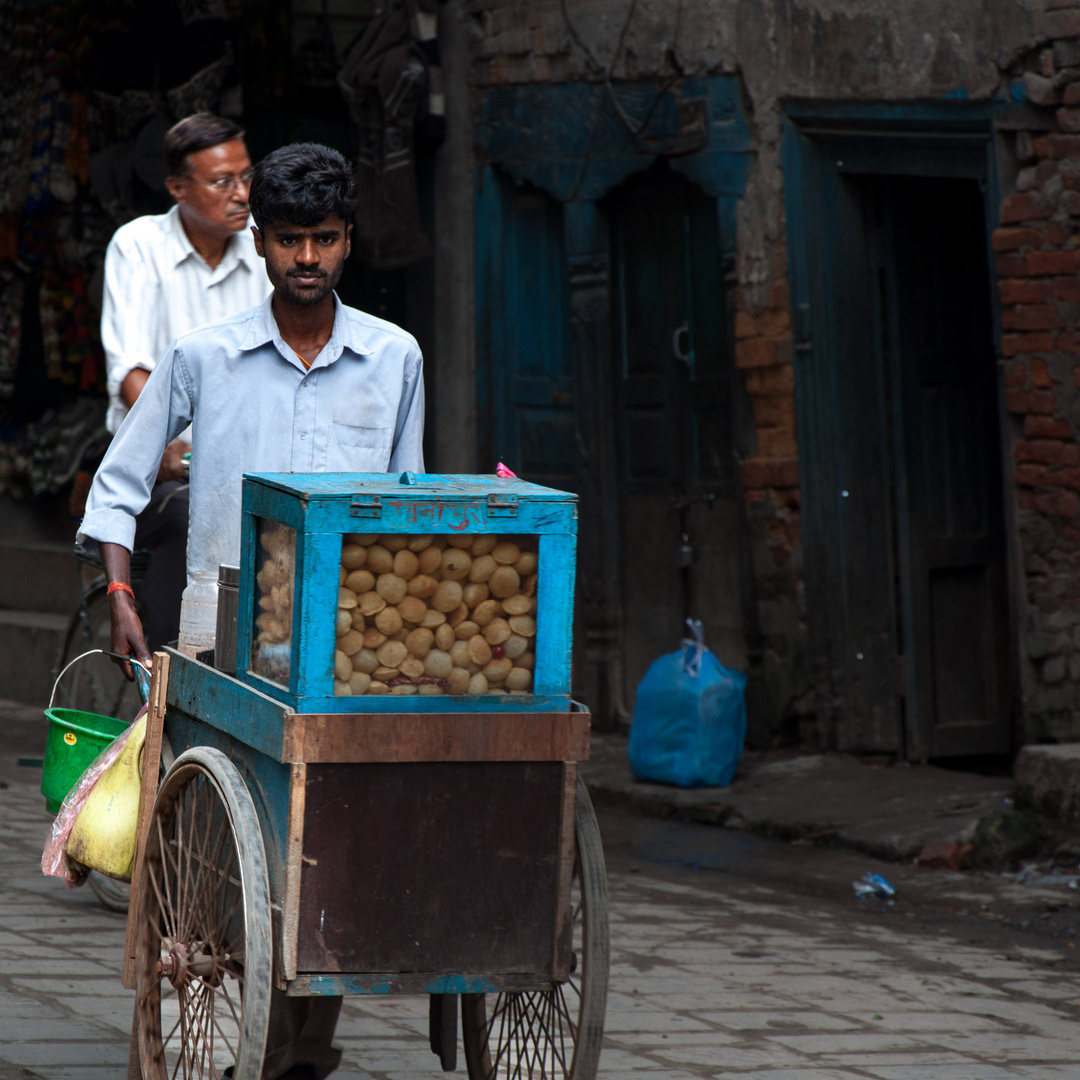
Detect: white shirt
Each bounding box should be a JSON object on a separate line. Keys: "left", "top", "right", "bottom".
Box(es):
{"left": 101, "top": 205, "right": 272, "bottom": 433}
{"left": 80, "top": 294, "right": 425, "bottom": 581}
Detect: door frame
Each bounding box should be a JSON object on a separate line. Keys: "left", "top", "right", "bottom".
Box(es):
{"left": 781, "top": 100, "right": 1021, "bottom": 758}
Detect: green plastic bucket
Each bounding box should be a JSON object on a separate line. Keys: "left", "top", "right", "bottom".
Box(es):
{"left": 42, "top": 648, "right": 149, "bottom": 815}
{"left": 41, "top": 708, "right": 128, "bottom": 815}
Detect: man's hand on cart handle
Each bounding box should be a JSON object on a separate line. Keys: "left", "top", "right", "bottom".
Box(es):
{"left": 157, "top": 438, "right": 189, "bottom": 483}
{"left": 100, "top": 541, "right": 153, "bottom": 681}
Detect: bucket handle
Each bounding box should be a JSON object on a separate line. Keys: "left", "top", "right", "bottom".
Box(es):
{"left": 50, "top": 650, "right": 152, "bottom": 711}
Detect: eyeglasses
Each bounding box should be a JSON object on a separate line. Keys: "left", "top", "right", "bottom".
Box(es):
{"left": 187, "top": 169, "right": 255, "bottom": 194}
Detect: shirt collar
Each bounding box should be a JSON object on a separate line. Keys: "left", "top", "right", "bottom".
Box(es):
{"left": 166, "top": 204, "right": 254, "bottom": 274}
{"left": 166, "top": 205, "right": 196, "bottom": 267}
{"left": 240, "top": 292, "right": 373, "bottom": 371}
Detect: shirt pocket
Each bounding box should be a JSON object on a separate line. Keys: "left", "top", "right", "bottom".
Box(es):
{"left": 325, "top": 421, "right": 393, "bottom": 471}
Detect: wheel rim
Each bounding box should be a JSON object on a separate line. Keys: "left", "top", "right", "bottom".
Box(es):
{"left": 88, "top": 872, "right": 131, "bottom": 913}
{"left": 137, "top": 760, "right": 267, "bottom": 1079}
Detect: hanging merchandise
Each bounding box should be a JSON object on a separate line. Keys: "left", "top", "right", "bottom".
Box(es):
{"left": 0, "top": 2, "right": 242, "bottom": 496}
{"left": 628, "top": 619, "right": 748, "bottom": 788}
{"left": 27, "top": 397, "right": 109, "bottom": 497}
{"left": 39, "top": 274, "right": 63, "bottom": 383}
{"left": 42, "top": 706, "right": 148, "bottom": 887}
{"left": 49, "top": 89, "right": 77, "bottom": 204}
{"left": 19, "top": 77, "right": 59, "bottom": 269}
{"left": 0, "top": 278, "right": 24, "bottom": 399}
{"left": 64, "top": 710, "right": 148, "bottom": 882}
{"left": 0, "top": 82, "right": 36, "bottom": 219}
{"left": 165, "top": 46, "right": 234, "bottom": 130}
{"left": 410, "top": 1, "right": 446, "bottom": 146}
{"left": 65, "top": 91, "right": 91, "bottom": 188}
{"left": 67, "top": 269, "right": 100, "bottom": 391}
{"left": 0, "top": 396, "right": 108, "bottom": 499}
{"left": 338, "top": 0, "right": 441, "bottom": 270}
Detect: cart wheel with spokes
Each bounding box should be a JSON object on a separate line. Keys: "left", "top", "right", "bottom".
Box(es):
{"left": 134, "top": 746, "right": 272, "bottom": 1080}
{"left": 461, "top": 776, "right": 609, "bottom": 1080}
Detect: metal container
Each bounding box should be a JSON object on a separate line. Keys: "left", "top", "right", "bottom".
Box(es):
{"left": 215, "top": 564, "right": 240, "bottom": 675}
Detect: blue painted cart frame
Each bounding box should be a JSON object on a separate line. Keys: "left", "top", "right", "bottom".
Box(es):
{"left": 157, "top": 649, "right": 591, "bottom": 995}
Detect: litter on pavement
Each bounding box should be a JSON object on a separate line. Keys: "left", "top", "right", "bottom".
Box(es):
{"left": 853, "top": 871, "right": 897, "bottom": 900}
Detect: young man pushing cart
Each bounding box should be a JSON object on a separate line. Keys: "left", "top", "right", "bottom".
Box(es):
{"left": 79, "top": 142, "right": 425, "bottom": 1079}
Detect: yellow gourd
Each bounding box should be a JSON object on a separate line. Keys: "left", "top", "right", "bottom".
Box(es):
{"left": 65, "top": 714, "right": 147, "bottom": 881}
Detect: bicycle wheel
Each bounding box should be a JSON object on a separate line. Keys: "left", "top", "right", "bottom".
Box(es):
{"left": 89, "top": 872, "right": 132, "bottom": 913}
{"left": 461, "top": 776, "right": 609, "bottom": 1080}
{"left": 134, "top": 747, "right": 272, "bottom": 1080}
{"left": 54, "top": 583, "right": 143, "bottom": 722}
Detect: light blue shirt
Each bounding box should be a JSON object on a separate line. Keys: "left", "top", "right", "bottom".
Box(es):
{"left": 80, "top": 293, "right": 425, "bottom": 581}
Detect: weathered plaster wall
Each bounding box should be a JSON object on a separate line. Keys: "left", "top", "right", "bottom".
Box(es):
{"left": 456, "top": 0, "right": 1063, "bottom": 747}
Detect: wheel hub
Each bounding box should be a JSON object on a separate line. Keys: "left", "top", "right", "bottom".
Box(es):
{"left": 157, "top": 940, "right": 190, "bottom": 987}
{"left": 157, "top": 939, "right": 223, "bottom": 988}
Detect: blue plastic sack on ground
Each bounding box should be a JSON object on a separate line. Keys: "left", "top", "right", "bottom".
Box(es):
{"left": 628, "top": 619, "right": 748, "bottom": 788}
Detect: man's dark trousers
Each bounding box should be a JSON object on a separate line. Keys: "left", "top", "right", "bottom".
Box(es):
{"left": 133, "top": 480, "right": 188, "bottom": 651}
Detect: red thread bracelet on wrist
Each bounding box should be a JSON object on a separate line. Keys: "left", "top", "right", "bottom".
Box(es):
{"left": 107, "top": 581, "right": 135, "bottom": 599}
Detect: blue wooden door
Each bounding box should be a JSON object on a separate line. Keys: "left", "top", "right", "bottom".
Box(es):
{"left": 609, "top": 166, "right": 736, "bottom": 697}
{"left": 879, "top": 176, "right": 1012, "bottom": 757}
{"left": 784, "top": 113, "right": 1014, "bottom": 757}
{"left": 476, "top": 168, "right": 575, "bottom": 490}
{"left": 477, "top": 164, "right": 740, "bottom": 716}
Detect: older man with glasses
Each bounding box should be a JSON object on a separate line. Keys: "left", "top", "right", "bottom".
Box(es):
{"left": 97, "top": 112, "right": 272, "bottom": 653}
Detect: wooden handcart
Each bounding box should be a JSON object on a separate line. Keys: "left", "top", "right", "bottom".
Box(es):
{"left": 122, "top": 474, "right": 609, "bottom": 1080}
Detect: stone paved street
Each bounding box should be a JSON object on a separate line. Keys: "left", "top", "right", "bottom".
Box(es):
{"left": 3, "top": 757, "right": 1080, "bottom": 1079}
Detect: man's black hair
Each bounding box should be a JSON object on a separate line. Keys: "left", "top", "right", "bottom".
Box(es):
{"left": 165, "top": 113, "right": 244, "bottom": 177}
{"left": 248, "top": 143, "right": 358, "bottom": 230}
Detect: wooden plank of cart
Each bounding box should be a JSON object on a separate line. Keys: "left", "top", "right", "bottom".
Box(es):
{"left": 121, "top": 474, "right": 609, "bottom": 1080}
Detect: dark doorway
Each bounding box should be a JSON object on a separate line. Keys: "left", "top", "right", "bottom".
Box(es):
{"left": 607, "top": 164, "right": 742, "bottom": 703}
{"left": 784, "top": 115, "right": 1016, "bottom": 758}
{"left": 872, "top": 176, "right": 1012, "bottom": 757}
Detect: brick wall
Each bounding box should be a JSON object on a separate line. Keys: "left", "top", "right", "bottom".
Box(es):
{"left": 464, "top": 0, "right": 1057, "bottom": 747}
{"left": 998, "top": 32, "right": 1080, "bottom": 740}
{"left": 468, "top": 1, "right": 572, "bottom": 87}
{"left": 733, "top": 259, "right": 809, "bottom": 741}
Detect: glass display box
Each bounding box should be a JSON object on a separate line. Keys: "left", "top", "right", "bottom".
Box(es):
{"left": 236, "top": 473, "right": 578, "bottom": 712}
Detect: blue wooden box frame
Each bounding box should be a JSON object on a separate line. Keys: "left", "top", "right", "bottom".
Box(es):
{"left": 159, "top": 649, "right": 590, "bottom": 992}
{"left": 236, "top": 472, "right": 578, "bottom": 713}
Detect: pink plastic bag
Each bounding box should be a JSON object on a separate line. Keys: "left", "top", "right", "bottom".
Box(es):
{"left": 41, "top": 704, "right": 147, "bottom": 887}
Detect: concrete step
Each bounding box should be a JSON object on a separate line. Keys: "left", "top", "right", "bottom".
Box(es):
{"left": 0, "top": 541, "right": 81, "bottom": 615}
{"left": 581, "top": 732, "right": 1015, "bottom": 864}
{"left": 1015, "top": 743, "right": 1080, "bottom": 820}
{"left": 0, "top": 609, "right": 69, "bottom": 708}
